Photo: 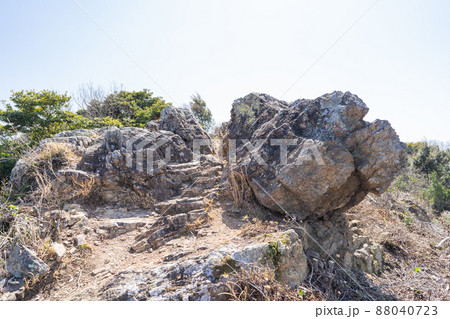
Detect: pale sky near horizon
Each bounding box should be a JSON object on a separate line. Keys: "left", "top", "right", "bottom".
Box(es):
{"left": 1, "top": 0, "right": 449, "bottom": 143}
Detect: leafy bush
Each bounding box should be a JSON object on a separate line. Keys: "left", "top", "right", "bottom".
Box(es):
{"left": 406, "top": 142, "right": 426, "bottom": 156}
{"left": 429, "top": 172, "right": 450, "bottom": 212}
{"left": 77, "top": 89, "right": 170, "bottom": 126}
{"left": 0, "top": 90, "right": 72, "bottom": 142}
{"left": 408, "top": 143, "right": 450, "bottom": 212}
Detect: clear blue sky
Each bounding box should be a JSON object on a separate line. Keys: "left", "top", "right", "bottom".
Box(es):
{"left": 1, "top": 0, "right": 449, "bottom": 142}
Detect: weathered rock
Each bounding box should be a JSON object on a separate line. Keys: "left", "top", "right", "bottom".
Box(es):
{"left": 10, "top": 104, "right": 220, "bottom": 210}
{"left": 159, "top": 106, "right": 214, "bottom": 154}
{"left": 44, "top": 205, "right": 89, "bottom": 231}
{"left": 6, "top": 245, "right": 49, "bottom": 279}
{"left": 227, "top": 230, "right": 308, "bottom": 289}
{"left": 0, "top": 278, "right": 6, "bottom": 289}
{"left": 10, "top": 128, "right": 104, "bottom": 190}
{"left": 145, "top": 120, "right": 159, "bottom": 132}
{"left": 52, "top": 243, "right": 66, "bottom": 262}
{"left": 97, "top": 217, "right": 150, "bottom": 238}
{"left": 76, "top": 126, "right": 208, "bottom": 206}
{"left": 225, "top": 91, "right": 407, "bottom": 220}
{"left": 353, "top": 243, "right": 383, "bottom": 275}
{"left": 75, "top": 234, "right": 87, "bottom": 247}
{"left": 70, "top": 229, "right": 307, "bottom": 300}
{"left": 131, "top": 210, "right": 210, "bottom": 253}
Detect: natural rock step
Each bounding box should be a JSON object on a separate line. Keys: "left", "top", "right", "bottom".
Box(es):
{"left": 131, "top": 209, "right": 210, "bottom": 253}
{"left": 96, "top": 217, "right": 153, "bottom": 238}
{"left": 165, "top": 162, "right": 201, "bottom": 171}
{"left": 154, "top": 196, "right": 205, "bottom": 215}
{"left": 192, "top": 175, "right": 222, "bottom": 188}
{"left": 165, "top": 170, "right": 194, "bottom": 183}
{"left": 182, "top": 183, "right": 221, "bottom": 198}
{"left": 181, "top": 174, "right": 222, "bottom": 197}
{"left": 191, "top": 166, "right": 222, "bottom": 179}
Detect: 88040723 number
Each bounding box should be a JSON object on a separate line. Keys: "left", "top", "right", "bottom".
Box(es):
{"left": 375, "top": 306, "right": 438, "bottom": 316}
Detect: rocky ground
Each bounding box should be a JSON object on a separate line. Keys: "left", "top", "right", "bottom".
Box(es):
{"left": 1, "top": 92, "right": 448, "bottom": 301}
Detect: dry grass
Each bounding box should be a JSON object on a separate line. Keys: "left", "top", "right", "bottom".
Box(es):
{"left": 0, "top": 193, "right": 56, "bottom": 279}
{"left": 238, "top": 216, "right": 279, "bottom": 238}
{"left": 18, "top": 142, "right": 101, "bottom": 210}
{"left": 185, "top": 214, "right": 212, "bottom": 232}
{"left": 346, "top": 191, "right": 450, "bottom": 301}
{"left": 0, "top": 143, "right": 87, "bottom": 281}
{"left": 226, "top": 167, "right": 253, "bottom": 207}
{"left": 221, "top": 265, "right": 324, "bottom": 301}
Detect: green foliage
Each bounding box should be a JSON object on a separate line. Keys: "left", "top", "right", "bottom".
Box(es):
{"left": 395, "top": 142, "right": 450, "bottom": 213}
{"left": 393, "top": 174, "right": 419, "bottom": 193}
{"left": 406, "top": 142, "right": 426, "bottom": 156}
{"left": 413, "top": 144, "right": 437, "bottom": 177}
{"left": 429, "top": 172, "right": 450, "bottom": 212}
{"left": 409, "top": 143, "right": 450, "bottom": 212}
{"left": 0, "top": 134, "right": 27, "bottom": 180}
{"left": 57, "top": 112, "right": 124, "bottom": 130}
{"left": 0, "top": 90, "right": 71, "bottom": 142}
{"left": 0, "top": 88, "right": 169, "bottom": 180}
{"left": 0, "top": 90, "right": 129, "bottom": 180}
{"left": 189, "top": 93, "right": 214, "bottom": 131}
{"left": 78, "top": 89, "right": 170, "bottom": 126}
{"left": 400, "top": 211, "right": 413, "bottom": 226}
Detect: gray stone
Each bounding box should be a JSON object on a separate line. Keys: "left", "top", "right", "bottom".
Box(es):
{"left": 75, "top": 234, "right": 87, "bottom": 247}
{"left": 353, "top": 243, "right": 383, "bottom": 274}
{"left": 145, "top": 120, "right": 159, "bottom": 132}
{"left": 0, "top": 278, "right": 7, "bottom": 289}
{"left": 159, "top": 106, "right": 213, "bottom": 153}
{"left": 6, "top": 245, "right": 49, "bottom": 279}
{"left": 52, "top": 243, "right": 66, "bottom": 262}
{"left": 224, "top": 92, "right": 406, "bottom": 220}
{"left": 1, "top": 292, "right": 17, "bottom": 301}
{"left": 98, "top": 218, "right": 149, "bottom": 238}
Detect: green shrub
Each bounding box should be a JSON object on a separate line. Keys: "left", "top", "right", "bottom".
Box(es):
{"left": 429, "top": 172, "right": 450, "bottom": 212}
{"left": 77, "top": 89, "right": 170, "bottom": 126}
{"left": 406, "top": 142, "right": 426, "bottom": 156}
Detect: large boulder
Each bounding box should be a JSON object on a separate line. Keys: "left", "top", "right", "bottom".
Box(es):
{"left": 225, "top": 91, "right": 407, "bottom": 220}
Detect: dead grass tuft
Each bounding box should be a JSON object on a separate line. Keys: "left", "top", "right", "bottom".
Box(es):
{"left": 226, "top": 167, "right": 253, "bottom": 207}
{"left": 221, "top": 265, "right": 324, "bottom": 301}
{"left": 239, "top": 216, "right": 279, "bottom": 238}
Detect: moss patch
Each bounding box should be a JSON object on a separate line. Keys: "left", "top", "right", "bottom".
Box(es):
{"left": 213, "top": 257, "right": 240, "bottom": 278}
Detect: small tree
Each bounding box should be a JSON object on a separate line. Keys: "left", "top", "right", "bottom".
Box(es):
{"left": 0, "top": 90, "right": 71, "bottom": 142}
{"left": 413, "top": 145, "right": 437, "bottom": 178}
{"left": 429, "top": 172, "right": 450, "bottom": 212}
{"left": 189, "top": 93, "right": 214, "bottom": 132}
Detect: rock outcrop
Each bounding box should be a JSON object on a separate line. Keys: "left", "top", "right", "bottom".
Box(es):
{"left": 69, "top": 230, "right": 307, "bottom": 301}
{"left": 224, "top": 91, "right": 407, "bottom": 220}
{"left": 3, "top": 92, "right": 409, "bottom": 301}
{"left": 11, "top": 107, "right": 220, "bottom": 209}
